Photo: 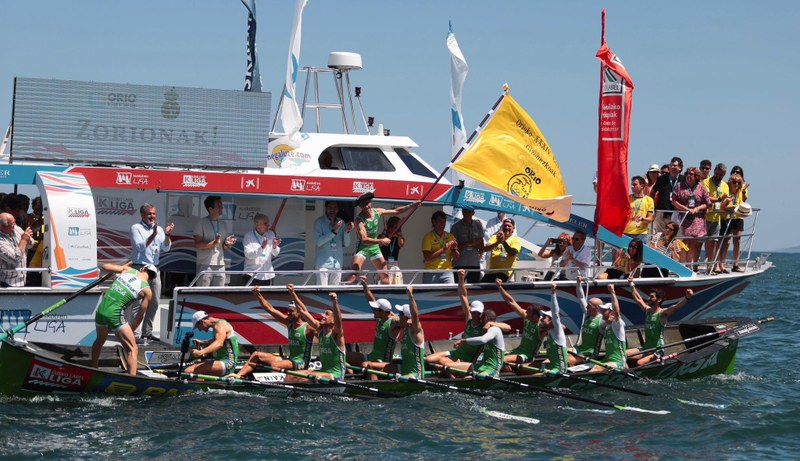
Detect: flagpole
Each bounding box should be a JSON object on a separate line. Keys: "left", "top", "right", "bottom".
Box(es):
{"left": 388, "top": 90, "right": 508, "bottom": 236}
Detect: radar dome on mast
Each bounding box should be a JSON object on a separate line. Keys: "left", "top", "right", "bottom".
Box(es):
{"left": 327, "top": 52, "right": 362, "bottom": 70}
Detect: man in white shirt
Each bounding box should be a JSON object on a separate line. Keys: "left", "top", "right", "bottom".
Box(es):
{"left": 560, "top": 229, "right": 592, "bottom": 280}
{"left": 242, "top": 213, "right": 281, "bottom": 285}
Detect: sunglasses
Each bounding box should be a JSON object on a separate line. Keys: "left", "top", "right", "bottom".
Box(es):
{"left": 731, "top": 181, "right": 742, "bottom": 185}
{"left": 700, "top": 166, "right": 711, "bottom": 170}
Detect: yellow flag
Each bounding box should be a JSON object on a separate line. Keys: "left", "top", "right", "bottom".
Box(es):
{"left": 452, "top": 94, "right": 572, "bottom": 221}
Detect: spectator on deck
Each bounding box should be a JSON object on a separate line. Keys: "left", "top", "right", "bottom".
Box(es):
{"left": 625, "top": 176, "right": 654, "bottom": 238}
{"left": 194, "top": 196, "right": 236, "bottom": 286}
{"left": 243, "top": 213, "right": 281, "bottom": 286}
{"left": 560, "top": 229, "right": 592, "bottom": 280}
{"left": 481, "top": 218, "right": 521, "bottom": 283}
{"left": 26, "top": 197, "right": 44, "bottom": 287}
{"left": 538, "top": 232, "right": 571, "bottom": 281}
{"left": 719, "top": 173, "right": 749, "bottom": 272}
{"left": 698, "top": 159, "right": 712, "bottom": 181}
{"left": 671, "top": 167, "right": 710, "bottom": 266}
{"left": 644, "top": 164, "right": 660, "bottom": 197}
{"left": 598, "top": 238, "right": 643, "bottom": 279}
{"left": 421, "top": 210, "right": 458, "bottom": 284}
{"left": 0, "top": 212, "right": 33, "bottom": 287}
{"left": 450, "top": 205, "right": 484, "bottom": 283}
{"left": 649, "top": 221, "right": 688, "bottom": 264}
{"left": 703, "top": 163, "right": 729, "bottom": 274}
{"left": 130, "top": 203, "right": 174, "bottom": 342}
{"left": 314, "top": 201, "right": 353, "bottom": 286}
{"left": 650, "top": 156, "right": 685, "bottom": 233}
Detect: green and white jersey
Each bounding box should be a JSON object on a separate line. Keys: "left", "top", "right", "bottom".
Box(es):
{"left": 602, "top": 319, "right": 627, "bottom": 367}
{"left": 95, "top": 270, "right": 148, "bottom": 330}
{"left": 356, "top": 211, "right": 381, "bottom": 253}
{"left": 288, "top": 322, "right": 313, "bottom": 368}
{"left": 577, "top": 314, "right": 603, "bottom": 357}
{"left": 643, "top": 310, "right": 665, "bottom": 350}
{"left": 509, "top": 319, "right": 542, "bottom": 357}
{"left": 367, "top": 317, "right": 396, "bottom": 362}
{"left": 213, "top": 320, "right": 239, "bottom": 369}
{"left": 317, "top": 329, "right": 346, "bottom": 379}
{"left": 399, "top": 328, "right": 425, "bottom": 379}
{"left": 449, "top": 320, "right": 485, "bottom": 362}
{"left": 468, "top": 326, "right": 505, "bottom": 377}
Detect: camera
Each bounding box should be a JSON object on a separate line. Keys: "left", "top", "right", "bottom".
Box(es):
{"left": 552, "top": 238, "right": 565, "bottom": 245}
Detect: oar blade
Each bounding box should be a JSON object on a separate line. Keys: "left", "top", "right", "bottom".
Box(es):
{"left": 483, "top": 410, "right": 539, "bottom": 425}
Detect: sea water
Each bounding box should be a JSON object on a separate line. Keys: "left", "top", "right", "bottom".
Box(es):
{"left": 1, "top": 253, "right": 798, "bottom": 460}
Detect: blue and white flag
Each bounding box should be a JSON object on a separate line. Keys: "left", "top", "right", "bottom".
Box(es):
{"left": 241, "top": 0, "right": 262, "bottom": 92}
{"left": 277, "top": 0, "right": 308, "bottom": 144}
{"left": 446, "top": 21, "right": 470, "bottom": 184}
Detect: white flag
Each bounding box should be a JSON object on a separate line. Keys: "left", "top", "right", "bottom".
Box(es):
{"left": 447, "top": 21, "right": 471, "bottom": 186}
{"left": 278, "top": 0, "right": 308, "bottom": 144}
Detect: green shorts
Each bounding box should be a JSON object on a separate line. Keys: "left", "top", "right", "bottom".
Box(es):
{"left": 95, "top": 309, "right": 126, "bottom": 332}
{"left": 356, "top": 244, "right": 383, "bottom": 261}
{"left": 447, "top": 346, "right": 479, "bottom": 363}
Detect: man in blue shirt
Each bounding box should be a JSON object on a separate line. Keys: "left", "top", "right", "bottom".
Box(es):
{"left": 313, "top": 201, "right": 353, "bottom": 285}
{"left": 130, "top": 203, "right": 174, "bottom": 342}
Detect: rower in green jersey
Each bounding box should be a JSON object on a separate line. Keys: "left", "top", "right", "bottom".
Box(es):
{"left": 381, "top": 285, "right": 426, "bottom": 379}
{"left": 91, "top": 263, "right": 156, "bottom": 376}
{"left": 495, "top": 279, "right": 544, "bottom": 370}
{"left": 186, "top": 310, "right": 239, "bottom": 376}
{"left": 568, "top": 275, "right": 604, "bottom": 366}
{"left": 345, "top": 191, "right": 420, "bottom": 285}
{"left": 591, "top": 284, "right": 628, "bottom": 372}
{"left": 286, "top": 291, "right": 347, "bottom": 381}
{"left": 450, "top": 308, "right": 506, "bottom": 378}
{"left": 348, "top": 276, "right": 399, "bottom": 378}
{"left": 426, "top": 270, "right": 511, "bottom": 372}
{"left": 626, "top": 279, "right": 693, "bottom": 366}
{"left": 231, "top": 286, "right": 317, "bottom": 378}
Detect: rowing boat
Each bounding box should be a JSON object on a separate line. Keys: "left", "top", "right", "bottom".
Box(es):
{"left": 0, "top": 317, "right": 762, "bottom": 398}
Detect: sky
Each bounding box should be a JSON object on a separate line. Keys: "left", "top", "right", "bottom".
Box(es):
{"left": 1, "top": 1, "right": 797, "bottom": 251}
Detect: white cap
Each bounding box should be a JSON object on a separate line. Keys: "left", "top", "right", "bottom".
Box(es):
{"left": 192, "top": 310, "right": 209, "bottom": 328}
{"left": 470, "top": 300, "right": 484, "bottom": 314}
{"left": 394, "top": 304, "right": 411, "bottom": 318}
{"left": 540, "top": 309, "right": 553, "bottom": 318}
{"left": 142, "top": 264, "right": 158, "bottom": 280}
{"left": 368, "top": 299, "right": 392, "bottom": 312}
{"left": 648, "top": 164, "right": 660, "bottom": 172}
{"left": 599, "top": 303, "right": 613, "bottom": 311}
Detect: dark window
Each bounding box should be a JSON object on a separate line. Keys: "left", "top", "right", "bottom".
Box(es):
{"left": 395, "top": 148, "right": 437, "bottom": 179}
{"left": 339, "top": 146, "right": 395, "bottom": 172}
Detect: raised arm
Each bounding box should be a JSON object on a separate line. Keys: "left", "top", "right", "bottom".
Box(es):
{"left": 608, "top": 284, "right": 621, "bottom": 318}
{"left": 360, "top": 275, "right": 376, "bottom": 304}
{"left": 376, "top": 201, "right": 421, "bottom": 217}
{"left": 576, "top": 275, "right": 588, "bottom": 313}
{"left": 407, "top": 285, "right": 423, "bottom": 342}
{"left": 252, "top": 286, "right": 288, "bottom": 324}
{"left": 662, "top": 288, "right": 693, "bottom": 319}
{"left": 329, "top": 292, "right": 345, "bottom": 349}
{"left": 627, "top": 279, "right": 649, "bottom": 311}
{"left": 288, "top": 284, "right": 319, "bottom": 330}
{"left": 457, "top": 269, "right": 470, "bottom": 317}
{"left": 496, "top": 279, "right": 525, "bottom": 318}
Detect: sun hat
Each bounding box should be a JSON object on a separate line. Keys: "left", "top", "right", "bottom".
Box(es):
{"left": 368, "top": 298, "right": 393, "bottom": 312}
{"left": 192, "top": 310, "right": 209, "bottom": 328}
{"left": 648, "top": 164, "right": 660, "bottom": 173}
{"left": 355, "top": 191, "right": 375, "bottom": 204}
{"left": 735, "top": 202, "right": 752, "bottom": 217}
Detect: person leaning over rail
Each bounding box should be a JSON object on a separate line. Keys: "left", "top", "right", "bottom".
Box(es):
{"left": 230, "top": 286, "right": 316, "bottom": 379}
{"left": 91, "top": 263, "right": 156, "bottom": 376}
{"left": 185, "top": 310, "right": 240, "bottom": 377}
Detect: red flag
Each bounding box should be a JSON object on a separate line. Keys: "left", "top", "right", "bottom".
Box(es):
{"left": 594, "top": 9, "right": 634, "bottom": 236}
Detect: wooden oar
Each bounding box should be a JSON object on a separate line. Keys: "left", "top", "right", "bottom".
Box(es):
{"left": 179, "top": 372, "right": 375, "bottom": 400}
{"left": 347, "top": 365, "right": 497, "bottom": 398}
{"left": 0, "top": 266, "right": 119, "bottom": 342}
{"left": 428, "top": 363, "right": 668, "bottom": 414}
{"left": 627, "top": 317, "right": 774, "bottom": 359}
{"left": 567, "top": 350, "right": 640, "bottom": 380}
{"left": 505, "top": 362, "right": 652, "bottom": 397}
{"left": 259, "top": 365, "right": 402, "bottom": 398}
